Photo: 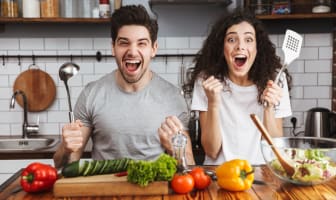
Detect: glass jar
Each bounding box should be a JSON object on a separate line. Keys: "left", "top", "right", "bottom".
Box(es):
{"left": 1, "top": 0, "right": 19, "bottom": 17}
{"left": 250, "top": 0, "right": 272, "bottom": 15}
{"left": 60, "top": 0, "right": 77, "bottom": 18}
{"left": 99, "top": 0, "right": 110, "bottom": 18}
{"left": 40, "top": 0, "right": 59, "bottom": 18}
{"left": 312, "top": 0, "right": 331, "bottom": 13}
{"left": 22, "top": 0, "right": 40, "bottom": 18}
{"left": 78, "top": 0, "right": 97, "bottom": 18}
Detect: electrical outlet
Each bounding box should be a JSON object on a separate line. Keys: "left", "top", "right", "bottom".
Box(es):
{"left": 290, "top": 117, "right": 297, "bottom": 129}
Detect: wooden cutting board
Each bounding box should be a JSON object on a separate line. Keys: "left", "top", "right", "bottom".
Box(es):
{"left": 53, "top": 174, "right": 170, "bottom": 197}
{"left": 13, "top": 67, "right": 56, "bottom": 112}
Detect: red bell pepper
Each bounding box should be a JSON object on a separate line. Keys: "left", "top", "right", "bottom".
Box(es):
{"left": 20, "top": 162, "right": 58, "bottom": 193}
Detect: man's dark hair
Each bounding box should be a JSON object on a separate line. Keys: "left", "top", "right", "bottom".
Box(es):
{"left": 110, "top": 5, "right": 158, "bottom": 46}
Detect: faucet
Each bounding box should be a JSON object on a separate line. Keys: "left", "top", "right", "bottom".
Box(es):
{"left": 10, "top": 90, "right": 39, "bottom": 138}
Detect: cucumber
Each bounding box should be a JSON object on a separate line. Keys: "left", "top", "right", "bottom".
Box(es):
{"left": 116, "top": 158, "right": 128, "bottom": 172}
{"left": 115, "top": 159, "right": 123, "bottom": 172}
{"left": 91, "top": 160, "right": 104, "bottom": 175}
{"left": 61, "top": 158, "right": 132, "bottom": 178}
{"left": 99, "top": 160, "right": 109, "bottom": 174}
{"left": 86, "top": 160, "right": 98, "bottom": 176}
{"left": 61, "top": 160, "right": 80, "bottom": 177}
{"left": 82, "top": 161, "right": 93, "bottom": 176}
{"left": 102, "top": 160, "right": 113, "bottom": 174}
{"left": 79, "top": 160, "right": 89, "bottom": 176}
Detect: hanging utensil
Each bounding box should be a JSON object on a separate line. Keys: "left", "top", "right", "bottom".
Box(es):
{"left": 58, "top": 61, "right": 80, "bottom": 123}
{"left": 13, "top": 63, "right": 56, "bottom": 112}
{"left": 275, "top": 29, "right": 303, "bottom": 85}
{"left": 264, "top": 29, "right": 302, "bottom": 107}
{"left": 250, "top": 114, "right": 295, "bottom": 177}
{"left": 178, "top": 55, "right": 185, "bottom": 89}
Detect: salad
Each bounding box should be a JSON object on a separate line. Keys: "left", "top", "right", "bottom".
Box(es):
{"left": 270, "top": 149, "right": 336, "bottom": 184}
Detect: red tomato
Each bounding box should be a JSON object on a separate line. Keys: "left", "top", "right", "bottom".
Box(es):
{"left": 171, "top": 173, "right": 194, "bottom": 194}
{"left": 189, "top": 167, "right": 211, "bottom": 190}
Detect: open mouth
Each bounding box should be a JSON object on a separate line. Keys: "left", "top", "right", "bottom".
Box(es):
{"left": 234, "top": 55, "right": 247, "bottom": 67}
{"left": 125, "top": 60, "right": 141, "bottom": 72}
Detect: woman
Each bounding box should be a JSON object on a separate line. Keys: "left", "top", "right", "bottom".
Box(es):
{"left": 187, "top": 8, "right": 292, "bottom": 165}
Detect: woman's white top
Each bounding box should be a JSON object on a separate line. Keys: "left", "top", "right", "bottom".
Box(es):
{"left": 191, "top": 76, "right": 292, "bottom": 165}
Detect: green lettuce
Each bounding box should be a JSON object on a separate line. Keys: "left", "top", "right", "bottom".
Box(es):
{"left": 153, "top": 153, "right": 177, "bottom": 181}
{"left": 127, "top": 153, "right": 177, "bottom": 187}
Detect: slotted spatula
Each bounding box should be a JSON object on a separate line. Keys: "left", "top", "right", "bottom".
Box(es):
{"left": 275, "top": 29, "right": 303, "bottom": 84}
{"left": 263, "top": 29, "right": 302, "bottom": 107}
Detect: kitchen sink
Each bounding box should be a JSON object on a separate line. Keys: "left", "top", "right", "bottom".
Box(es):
{"left": 0, "top": 137, "right": 58, "bottom": 152}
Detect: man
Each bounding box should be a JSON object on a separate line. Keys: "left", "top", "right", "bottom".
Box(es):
{"left": 53, "top": 5, "right": 195, "bottom": 168}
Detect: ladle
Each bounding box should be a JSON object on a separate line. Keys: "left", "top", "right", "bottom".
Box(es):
{"left": 250, "top": 114, "right": 295, "bottom": 177}
{"left": 59, "top": 62, "right": 80, "bottom": 123}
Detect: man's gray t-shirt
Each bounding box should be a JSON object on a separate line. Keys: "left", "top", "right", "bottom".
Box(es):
{"left": 74, "top": 70, "right": 188, "bottom": 161}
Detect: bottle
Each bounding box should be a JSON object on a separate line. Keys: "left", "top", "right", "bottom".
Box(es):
{"left": 171, "top": 131, "right": 188, "bottom": 172}
{"left": 92, "top": 7, "right": 100, "bottom": 18}
{"left": 1, "top": 0, "right": 19, "bottom": 17}
{"left": 40, "top": 0, "right": 59, "bottom": 18}
{"left": 22, "top": 0, "right": 41, "bottom": 18}
{"left": 99, "top": 0, "right": 110, "bottom": 18}
{"left": 114, "top": 0, "right": 121, "bottom": 10}
{"left": 109, "top": 0, "right": 115, "bottom": 15}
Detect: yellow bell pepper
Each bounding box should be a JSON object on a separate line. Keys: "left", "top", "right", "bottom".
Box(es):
{"left": 215, "top": 159, "right": 254, "bottom": 192}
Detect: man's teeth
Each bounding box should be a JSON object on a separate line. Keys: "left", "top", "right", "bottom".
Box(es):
{"left": 126, "top": 60, "right": 140, "bottom": 64}
{"left": 125, "top": 60, "right": 141, "bottom": 72}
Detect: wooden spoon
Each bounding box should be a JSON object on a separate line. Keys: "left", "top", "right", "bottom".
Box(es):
{"left": 250, "top": 114, "right": 295, "bottom": 177}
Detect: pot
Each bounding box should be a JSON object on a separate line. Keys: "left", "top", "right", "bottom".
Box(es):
{"left": 13, "top": 64, "right": 56, "bottom": 112}
{"left": 305, "top": 107, "right": 336, "bottom": 138}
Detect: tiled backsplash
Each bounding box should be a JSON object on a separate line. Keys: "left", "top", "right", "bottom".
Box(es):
{"left": 0, "top": 33, "right": 332, "bottom": 137}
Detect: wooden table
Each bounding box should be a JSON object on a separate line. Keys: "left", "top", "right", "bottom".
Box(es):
{"left": 1, "top": 165, "right": 336, "bottom": 200}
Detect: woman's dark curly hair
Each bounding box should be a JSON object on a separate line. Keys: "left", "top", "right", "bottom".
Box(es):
{"left": 110, "top": 5, "right": 158, "bottom": 46}
{"left": 185, "top": 8, "right": 292, "bottom": 104}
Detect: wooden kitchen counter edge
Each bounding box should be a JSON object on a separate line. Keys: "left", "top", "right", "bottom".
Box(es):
{"left": 2, "top": 165, "right": 336, "bottom": 200}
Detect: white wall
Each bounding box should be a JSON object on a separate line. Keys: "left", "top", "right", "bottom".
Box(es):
{"left": 0, "top": 1, "right": 332, "bottom": 187}
{"left": 0, "top": 32, "right": 332, "bottom": 137}
{"left": 0, "top": 3, "right": 333, "bottom": 138}
{"left": 0, "top": 3, "right": 333, "bottom": 185}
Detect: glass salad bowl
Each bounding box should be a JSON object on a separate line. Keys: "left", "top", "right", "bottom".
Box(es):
{"left": 260, "top": 137, "right": 336, "bottom": 185}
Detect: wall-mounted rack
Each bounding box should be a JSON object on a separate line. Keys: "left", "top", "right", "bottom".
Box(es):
{"left": 1, "top": 51, "right": 196, "bottom": 66}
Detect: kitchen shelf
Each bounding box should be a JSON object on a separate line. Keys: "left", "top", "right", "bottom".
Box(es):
{"left": 150, "top": 0, "right": 231, "bottom": 5}
{"left": 0, "top": 17, "right": 110, "bottom": 24}
{"left": 244, "top": 0, "right": 336, "bottom": 20}
{"left": 255, "top": 13, "right": 336, "bottom": 20}
{"left": 1, "top": 13, "right": 335, "bottom": 24}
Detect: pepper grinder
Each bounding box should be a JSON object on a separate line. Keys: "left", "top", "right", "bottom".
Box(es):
{"left": 171, "top": 130, "right": 188, "bottom": 172}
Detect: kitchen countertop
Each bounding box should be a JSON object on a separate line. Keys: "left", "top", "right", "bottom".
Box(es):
{"left": 1, "top": 165, "right": 336, "bottom": 199}
{"left": 0, "top": 135, "right": 92, "bottom": 159}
